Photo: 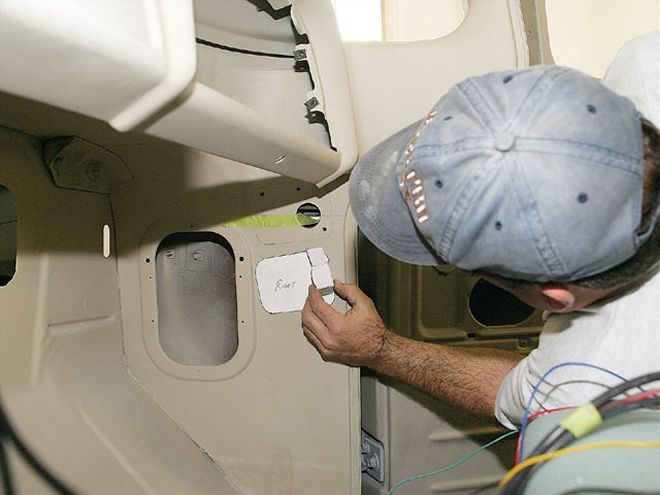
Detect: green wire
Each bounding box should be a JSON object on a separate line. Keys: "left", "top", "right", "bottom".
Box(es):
{"left": 387, "top": 429, "right": 519, "bottom": 495}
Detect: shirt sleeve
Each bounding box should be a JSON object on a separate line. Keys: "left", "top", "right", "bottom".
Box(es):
{"left": 493, "top": 308, "right": 617, "bottom": 429}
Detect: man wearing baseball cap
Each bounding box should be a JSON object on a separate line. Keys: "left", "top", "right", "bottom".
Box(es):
{"left": 302, "top": 32, "right": 659, "bottom": 427}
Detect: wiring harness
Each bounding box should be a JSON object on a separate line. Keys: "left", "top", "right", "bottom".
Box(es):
{"left": 499, "top": 371, "right": 660, "bottom": 494}
{"left": 0, "top": 395, "right": 78, "bottom": 495}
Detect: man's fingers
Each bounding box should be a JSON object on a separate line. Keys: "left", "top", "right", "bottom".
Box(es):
{"left": 302, "top": 326, "right": 326, "bottom": 356}
{"left": 333, "top": 279, "right": 370, "bottom": 309}
{"left": 302, "top": 299, "right": 328, "bottom": 336}
{"left": 307, "top": 285, "right": 341, "bottom": 324}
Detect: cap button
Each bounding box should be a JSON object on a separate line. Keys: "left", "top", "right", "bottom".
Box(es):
{"left": 495, "top": 133, "right": 516, "bottom": 152}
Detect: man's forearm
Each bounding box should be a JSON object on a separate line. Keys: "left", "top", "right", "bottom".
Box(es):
{"left": 371, "top": 332, "right": 523, "bottom": 419}
{"left": 302, "top": 281, "right": 523, "bottom": 419}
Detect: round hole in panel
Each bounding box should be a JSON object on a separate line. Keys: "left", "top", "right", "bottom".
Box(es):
{"left": 468, "top": 278, "right": 535, "bottom": 327}
{"left": 296, "top": 203, "right": 321, "bottom": 228}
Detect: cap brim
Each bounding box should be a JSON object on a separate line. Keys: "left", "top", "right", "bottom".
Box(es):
{"left": 349, "top": 120, "right": 441, "bottom": 266}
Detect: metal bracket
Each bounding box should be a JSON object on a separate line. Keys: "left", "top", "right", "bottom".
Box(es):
{"left": 304, "top": 97, "right": 320, "bottom": 112}
{"left": 361, "top": 430, "right": 385, "bottom": 483}
{"left": 294, "top": 48, "right": 307, "bottom": 62}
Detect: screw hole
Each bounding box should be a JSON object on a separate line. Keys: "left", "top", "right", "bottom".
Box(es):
{"left": 239, "top": 256, "right": 245, "bottom": 262}
{"left": 145, "top": 258, "right": 151, "bottom": 263}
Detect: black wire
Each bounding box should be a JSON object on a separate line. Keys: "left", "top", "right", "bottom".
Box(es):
{"left": 0, "top": 437, "right": 14, "bottom": 495}
{"left": 601, "top": 397, "right": 660, "bottom": 420}
{"left": 502, "top": 371, "right": 660, "bottom": 495}
{"left": 531, "top": 372, "right": 660, "bottom": 459}
{"left": 0, "top": 396, "right": 14, "bottom": 495}
{"left": 195, "top": 37, "right": 295, "bottom": 59}
{"left": 591, "top": 372, "right": 660, "bottom": 408}
{"left": 0, "top": 397, "right": 79, "bottom": 495}
{"left": 528, "top": 371, "right": 660, "bottom": 463}
{"left": 529, "top": 427, "right": 573, "bottom": 461}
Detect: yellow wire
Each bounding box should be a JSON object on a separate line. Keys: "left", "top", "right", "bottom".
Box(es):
{"left": 498, "top": 440, "right": 660, "bottom": 490}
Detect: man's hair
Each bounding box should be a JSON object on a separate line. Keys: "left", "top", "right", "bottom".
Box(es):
{"left": 569, "top": 118, "right": 660, "bottom": 290}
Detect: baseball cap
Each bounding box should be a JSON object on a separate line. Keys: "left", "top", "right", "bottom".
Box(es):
{"left": 349, "top": 65, "right": 653, "bottom": 283}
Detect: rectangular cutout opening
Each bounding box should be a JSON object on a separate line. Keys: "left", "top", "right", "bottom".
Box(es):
{"left": 156, "top": 232, "right": 238, "bottom": 366}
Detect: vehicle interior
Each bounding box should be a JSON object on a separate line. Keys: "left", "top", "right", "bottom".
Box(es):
{"left": 0, "top": 1, "right": 658, "bottom": 494}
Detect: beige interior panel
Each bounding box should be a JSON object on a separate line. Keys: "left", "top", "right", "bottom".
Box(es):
{"left": 363, "top": 380, "right": 518, "bottom": 495}
{"left": 344, "top": 0, "right": 529, "bottom": 153}
{"left": 0, "top": 84, "right": 360, "bottom": 493}
{"left": 113, "top": 143, "right": 360, "bottom": 495}
{"left": 0, "top": 128, "right": 239, "bottom": 494}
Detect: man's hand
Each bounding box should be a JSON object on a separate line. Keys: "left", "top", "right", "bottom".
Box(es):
{"left": 302, "top": 281, "right": 521, "bottom": 419}
{"left": 301, "top": 280, "right": 389, "bottom": 367}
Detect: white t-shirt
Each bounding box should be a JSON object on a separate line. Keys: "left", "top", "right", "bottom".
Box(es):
{"left": 601, "top": 30, "right": 660, "bottom": 127}
{"left": 494, "top": 31, "right": 660, "bottom": 429}
{"left": 495, "top": 266, "right": 660, "bottom": 429}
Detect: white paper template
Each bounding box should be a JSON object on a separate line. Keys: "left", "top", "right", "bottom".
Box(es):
{"left": 256, "top": 248, "right": 334, "bottom": 314}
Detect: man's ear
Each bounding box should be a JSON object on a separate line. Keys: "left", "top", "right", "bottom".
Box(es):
{"left": 540, "top": 284, "right": 577, "bottom": 312}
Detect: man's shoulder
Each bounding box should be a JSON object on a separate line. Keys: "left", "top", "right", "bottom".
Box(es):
{"left": 603, "top": 30, "right": 660, "bottom": 126}
{"left": 609, "top": 31, "right": 660, "bottom": 63}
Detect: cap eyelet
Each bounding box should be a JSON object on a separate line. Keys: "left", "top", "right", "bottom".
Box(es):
{"left": 494, "top": 221, "right": 503, "bottom": 231}
{"left": 587, "top": 104, "right": 597, "bottom": 114}
{"left": 435, "top": 179, "right": 444, "bottom": 189}
{"left": 503, "top": 75, "right": 514, "bottom": 83}
{"left": 577, "top": 192, "right": 589, "bottom": 203}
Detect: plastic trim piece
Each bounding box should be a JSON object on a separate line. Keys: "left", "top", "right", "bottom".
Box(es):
{"left": 291, "top": 0, "right": 359, "bottom": 186}
{"left": 145, "top": 82, "right": 342, "bottom": 185}
{"left": 0, "top": 0, "right": 197, "bottom": 132}
{"left": 109, "top": 0, "right": 197, "bottom": 130}
{"left": 507, "top": 0, "right": 531, "bottom": 68}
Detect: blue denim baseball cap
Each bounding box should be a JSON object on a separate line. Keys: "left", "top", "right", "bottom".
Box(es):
{"left": 349, "top": 65, "right": 654, "bottom": 282}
